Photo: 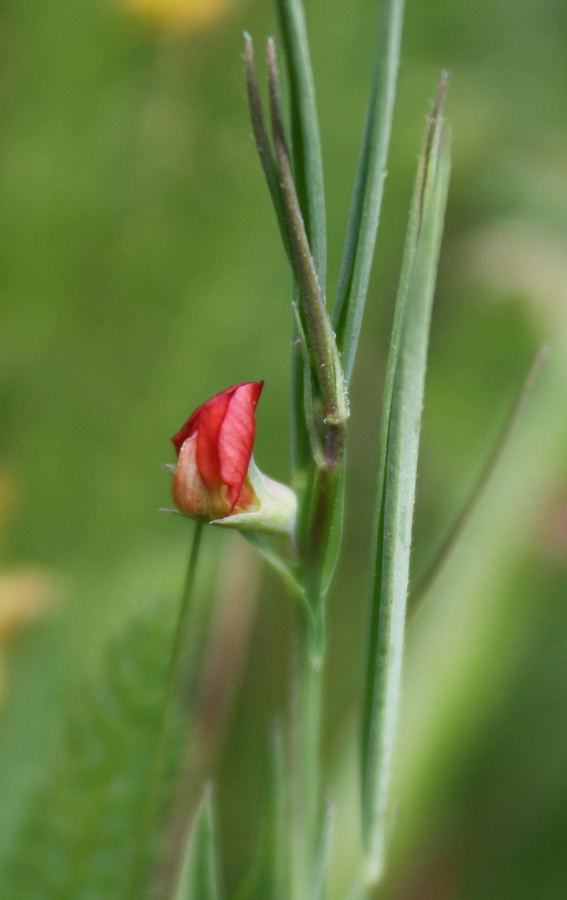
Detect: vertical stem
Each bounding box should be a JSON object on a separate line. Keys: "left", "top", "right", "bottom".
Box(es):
{"left": 293, "top": 612, "right": 324, "bottom": 900}
{"left": 292, "top": 439, "right": 343, "bottom": 900}
{"left": 127, "top": 521, "right": 204, "bottom": 899}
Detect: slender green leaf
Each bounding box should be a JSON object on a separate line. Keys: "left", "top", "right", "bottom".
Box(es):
{"left": 244, "top": 34, "right": 293, "bottom": 264}
{"left": 361, "top": 83, "right": 451, "bottom": 884}
{"left": 333, "top": 0, "right": 405, "bottom": 386}
{"left": 266, "top": 39, "right": 347, "bottom": 431}
{"left": 275, "top": 0, "right": 327, "bottom": 482}
{"left": 275, "top": 0, "right": 326, "bottom": 290}
{"left": 173, "top": 785, "right": 223, "bottom": 900}
{"left": 363, "top": 76, "right": 449, "bottom": 613}
{"left": 410, "top": 345, "right": 549, "bottom": 609}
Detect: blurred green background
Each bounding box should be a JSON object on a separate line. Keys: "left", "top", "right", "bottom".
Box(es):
{"left": 0, "top": 0, "right": 566, "bottom": 897}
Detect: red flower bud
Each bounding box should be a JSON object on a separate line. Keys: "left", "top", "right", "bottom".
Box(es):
{"left": 170, "top": 382, "right": 296, "bottom": 535}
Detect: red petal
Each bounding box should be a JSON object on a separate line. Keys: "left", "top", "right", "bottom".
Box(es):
{"left": 171, "top": 433, "right": 211, "bottom": 518}
{"left": 171, "top": 383, "right": 241, "bottom": 457}
{"left": 171, "top": 408, "right": 201, "bottom": 457}
{"left": 171, "top": 383, "right": 263, "bottom": 506}
{"left": 218, "top": 382, "right": 263, "bottom": 508}
{"left": 195, "top": 392, "right": 231, "bottom": 492}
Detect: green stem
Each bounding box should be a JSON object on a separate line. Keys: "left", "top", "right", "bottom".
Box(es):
{"left": 291, "top": 435, "right": 343, "bottom": 900}
{"left": 127, "top": 521, "right": 204, "bottom": 898}
{"left": 292, "top": 612, "right": 325, "bottom": 900}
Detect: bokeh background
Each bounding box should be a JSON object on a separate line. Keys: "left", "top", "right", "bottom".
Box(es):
{"left": 0, "top": 0, "right": 566, "bottom": 897}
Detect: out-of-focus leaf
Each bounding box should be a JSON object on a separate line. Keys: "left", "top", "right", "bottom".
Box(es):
{"left": 173, "top": 784, "right": 223, "bottom": 900}
{"left": 0, "top": 601, "right": 183, "bottom": 899}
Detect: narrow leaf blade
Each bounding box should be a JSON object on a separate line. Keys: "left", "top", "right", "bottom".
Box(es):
{"left": 244, "top": 34, "right": 293, "bottom": 264}
{"left": 275, "top": 0, "right": 327, "bottom": 483}
{"left": 361, "top": 86, "right": 451, "bottom": 883}
{"left": 333, "top": 0, "right": 405, "bottom": 386}
{"left": 364, "top": 76, "right": 449, "bottom": 576}
{"left": 275, "top": 0, "right": 326, "bottom": 289}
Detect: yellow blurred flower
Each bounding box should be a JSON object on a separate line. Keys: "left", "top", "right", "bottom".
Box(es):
{"left": 123, "top": 0, "right": 234, "bottom": 32}
{"left": 0, "top": 568, "right": 59, "bottom": 703}
{"left": 0, "top": 570, "right": 57, "bottom": 643}
{"left": 0, "top": 466, "right": 60, "bottom": 703}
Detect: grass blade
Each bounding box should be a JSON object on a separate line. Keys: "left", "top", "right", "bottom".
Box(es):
{"left": 364, "top": 76, "right": 448, "bottom": 576}
{"left": 244, "top": 34, "right": 293, "bottom": 264}
{"left": 333, "top": 0, "right": 405, "bottom": 387}
{"left": 275, "top": 0, "right": 327, "bottom": 485}
{"left": 266, "top": 40, "right": 345, "bottom": 429}
{"left": 275, "top": 0, "right": 326, "bottom": 290}
{"left": 173, "top": 784, "right": 223, "bottom": 900}
{"left": 361, "top": 81, "right": 451, "bottom": 884}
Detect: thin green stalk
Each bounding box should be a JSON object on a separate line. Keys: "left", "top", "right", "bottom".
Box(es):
{"left": 292, "top": 617, "right": 325, "bottom": 900}
{"left": 333, "top": 0, "right": 405, "bottom": 386}
{"left": 127, "top": 521, "right": 204, "bottom": 898}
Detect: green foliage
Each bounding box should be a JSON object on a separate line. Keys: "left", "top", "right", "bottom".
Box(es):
{"left": 0, "top": 601, "right": 183, "bottom": 900}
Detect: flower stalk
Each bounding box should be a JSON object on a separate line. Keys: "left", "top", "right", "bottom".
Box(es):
{"left": 128, "top": 521, "right": 204, "bottom": 899}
